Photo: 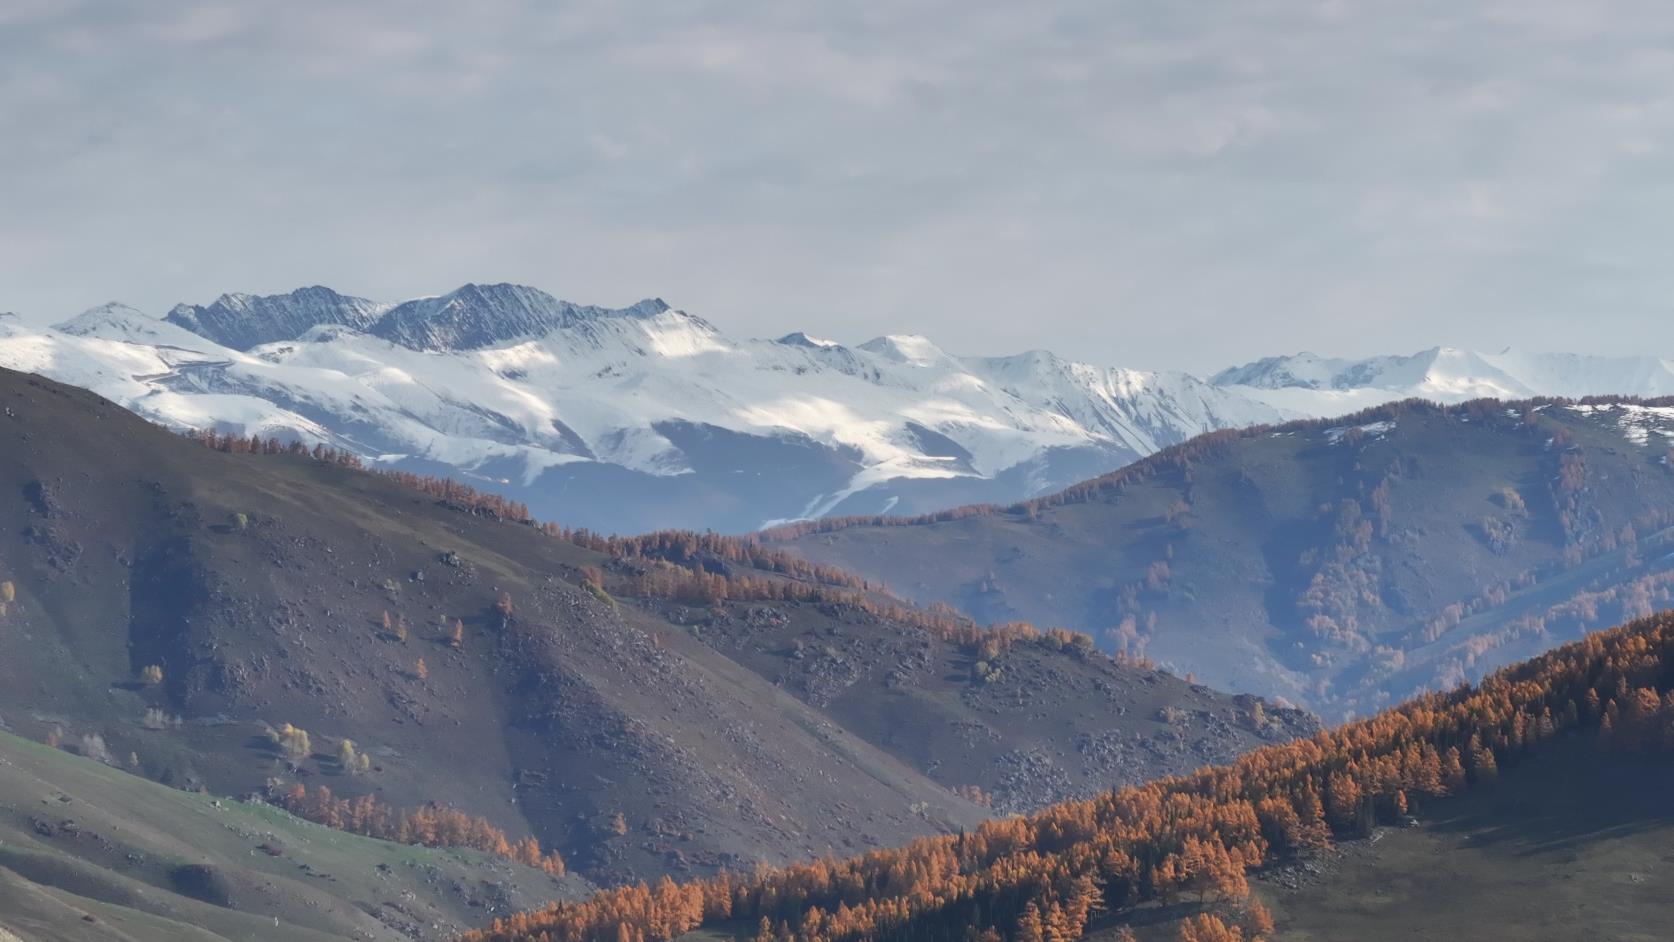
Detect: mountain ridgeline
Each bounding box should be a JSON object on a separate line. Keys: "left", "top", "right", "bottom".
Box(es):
{"left": 10, "top": 284, "right": 1299, "bottom": 535}
{"left": 12, "top": 285, "right": 1674, "bottom": 536}
{"left": 0, "top": 366, "right": 1306, "bottom": 913}
{"left": 0, "top": 284, "right": 1284, "bottom": 533}
{"left": 768, "top": 397, "right": 1674, "bottom": 719}
{"left": 165, "top": 284, "right": 677, "bottom": 353}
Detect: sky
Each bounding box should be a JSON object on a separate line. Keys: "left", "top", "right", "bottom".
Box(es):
{"left": 5, "top": 1, "right": 1674, "bottom": 373}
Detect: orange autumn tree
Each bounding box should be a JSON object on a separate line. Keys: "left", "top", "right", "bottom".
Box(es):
{"left": 464, "top": 611, "right": 1674, "bottom": 942}
{"left": 1177, "top": 913, "right": 1256, "bottom": 942}
{"left": 276, "top": 783, "right": 565, "bottom": 875}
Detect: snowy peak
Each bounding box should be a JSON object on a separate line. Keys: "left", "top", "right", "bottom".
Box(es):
{"left": 165, "top": 286, "right": 389, "bottom": 351}
{"left": 1479, "top": 350, "right": 1674, "bottom": 398}
{"left": 1210, "top": 351, "right": 1353, "bottom": 389}
{"left": 368, "top": 282, "right": 576, "bottom": 351}
{"left": 55, "top": 302, "right": 152, "bottom": 335}
{"left": 1211, "top": 349, "right": 1449, "bottom": 391}
{"left": 364, "top": 284, "right": 693, "bottom": 352}
{"left": 158, "top": 282, "right": 701, "bottom": 355}
{"left": 967, "top": 348, "right": 1074, "bottom": 385}
{"left": 56, "top": 302, "right": 224, "bottom": 351}
{"left": 1362, "top": 347, "right": 1530, "bottom": 397}
{"left": 1214, "top": 347, "right": 1535, "bottom": 394}
{"left": 776, "top": 331, "right": 843, "bottom": 350}
{"left": 1212, "top": 346, "right": 1674, "bottom": 416}
{"left": 858, "top": 334, "right": 951, "bottom": 367}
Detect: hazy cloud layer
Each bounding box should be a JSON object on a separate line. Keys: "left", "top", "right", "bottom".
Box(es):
{"left": 5, "top": 1, "right": 1674, "bottom": 370}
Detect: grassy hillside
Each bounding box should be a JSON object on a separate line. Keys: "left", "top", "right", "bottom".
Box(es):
{"left": 1079, "top": 740, "right": 1674, "bottom": 942}
{"left": 1255, "top": 741, "right": 1674, "bottom": 942}
{"left": 460, "top": 607, "right": 1674, "bottom": 942}
{"left": 769, "top": 398, "right": 1674, "bottom": 718}
{"left": 0, "top": 726, "right": 586, "bottom": 942}
{"left": 0, "top": 367, "right": 1296, "bottom": 893}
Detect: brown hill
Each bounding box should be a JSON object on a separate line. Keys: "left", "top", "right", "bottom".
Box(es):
{"left": 0, "top": 367, "right": 1301, "bottom": 896}
{"left": 766, "top": 398, "right": 1674, "bottom": 719}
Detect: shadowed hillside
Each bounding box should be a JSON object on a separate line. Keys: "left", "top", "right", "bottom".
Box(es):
{"left": 767, "top": 397, "right": 1674, "bottom": 718}
{"left": 0, "top": 367, "right": 1300, "bottom": 901}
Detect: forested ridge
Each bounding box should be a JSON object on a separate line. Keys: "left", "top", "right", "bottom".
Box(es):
{"left": 461, "top": 609, "right": 1674, "bottom": 942}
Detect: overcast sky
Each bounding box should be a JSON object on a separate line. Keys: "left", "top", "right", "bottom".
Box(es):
{"left": 5, "top": 2, "right": 1674, "bottom": 372}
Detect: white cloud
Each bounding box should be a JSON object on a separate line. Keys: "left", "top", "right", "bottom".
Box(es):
{"left": 4, "top": 0, "right": 1674, "bottom": 371}
{"left": 612, "top": 25, "right": 948, "bottom": 107}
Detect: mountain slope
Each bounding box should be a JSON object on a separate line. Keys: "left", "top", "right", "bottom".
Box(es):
{"left": 0, "top": 290, "right": 1289, "bottom": 533}
{"left": 0, "top": 729, "right": 586, "bottom": 942}
{"left": 770, "top": 397, "right": 1674, "bottom": 718}
{"left": 1252, "top": 739, "right": 1674, "bottom": 942}
{"left": 0, "top": 365, "right": 1298, "bottom": 893}
{"left": 462, "top": 605, "right": 1674, "bottom": 942}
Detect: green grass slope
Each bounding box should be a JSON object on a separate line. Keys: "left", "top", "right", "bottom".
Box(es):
{"left": 1259, "top": 740, "right": 1674, "bottom": 941}
{"left": 0, "top": 728, "right": 587, "bottom": 942}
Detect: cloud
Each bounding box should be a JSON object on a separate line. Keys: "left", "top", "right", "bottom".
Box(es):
{"left": 611, "top": 25, "right": 948, "bottom": 107}
{"left": 4, "top": 0, "right": 1674, "bottom": 371}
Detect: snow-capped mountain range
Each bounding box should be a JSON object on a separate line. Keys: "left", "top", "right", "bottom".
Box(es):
{"left": 1213, "top": 348, "right": 1674, "bottom": 414}
{"left": 2, "top": 284, "right": 1670, "bottom": 533}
